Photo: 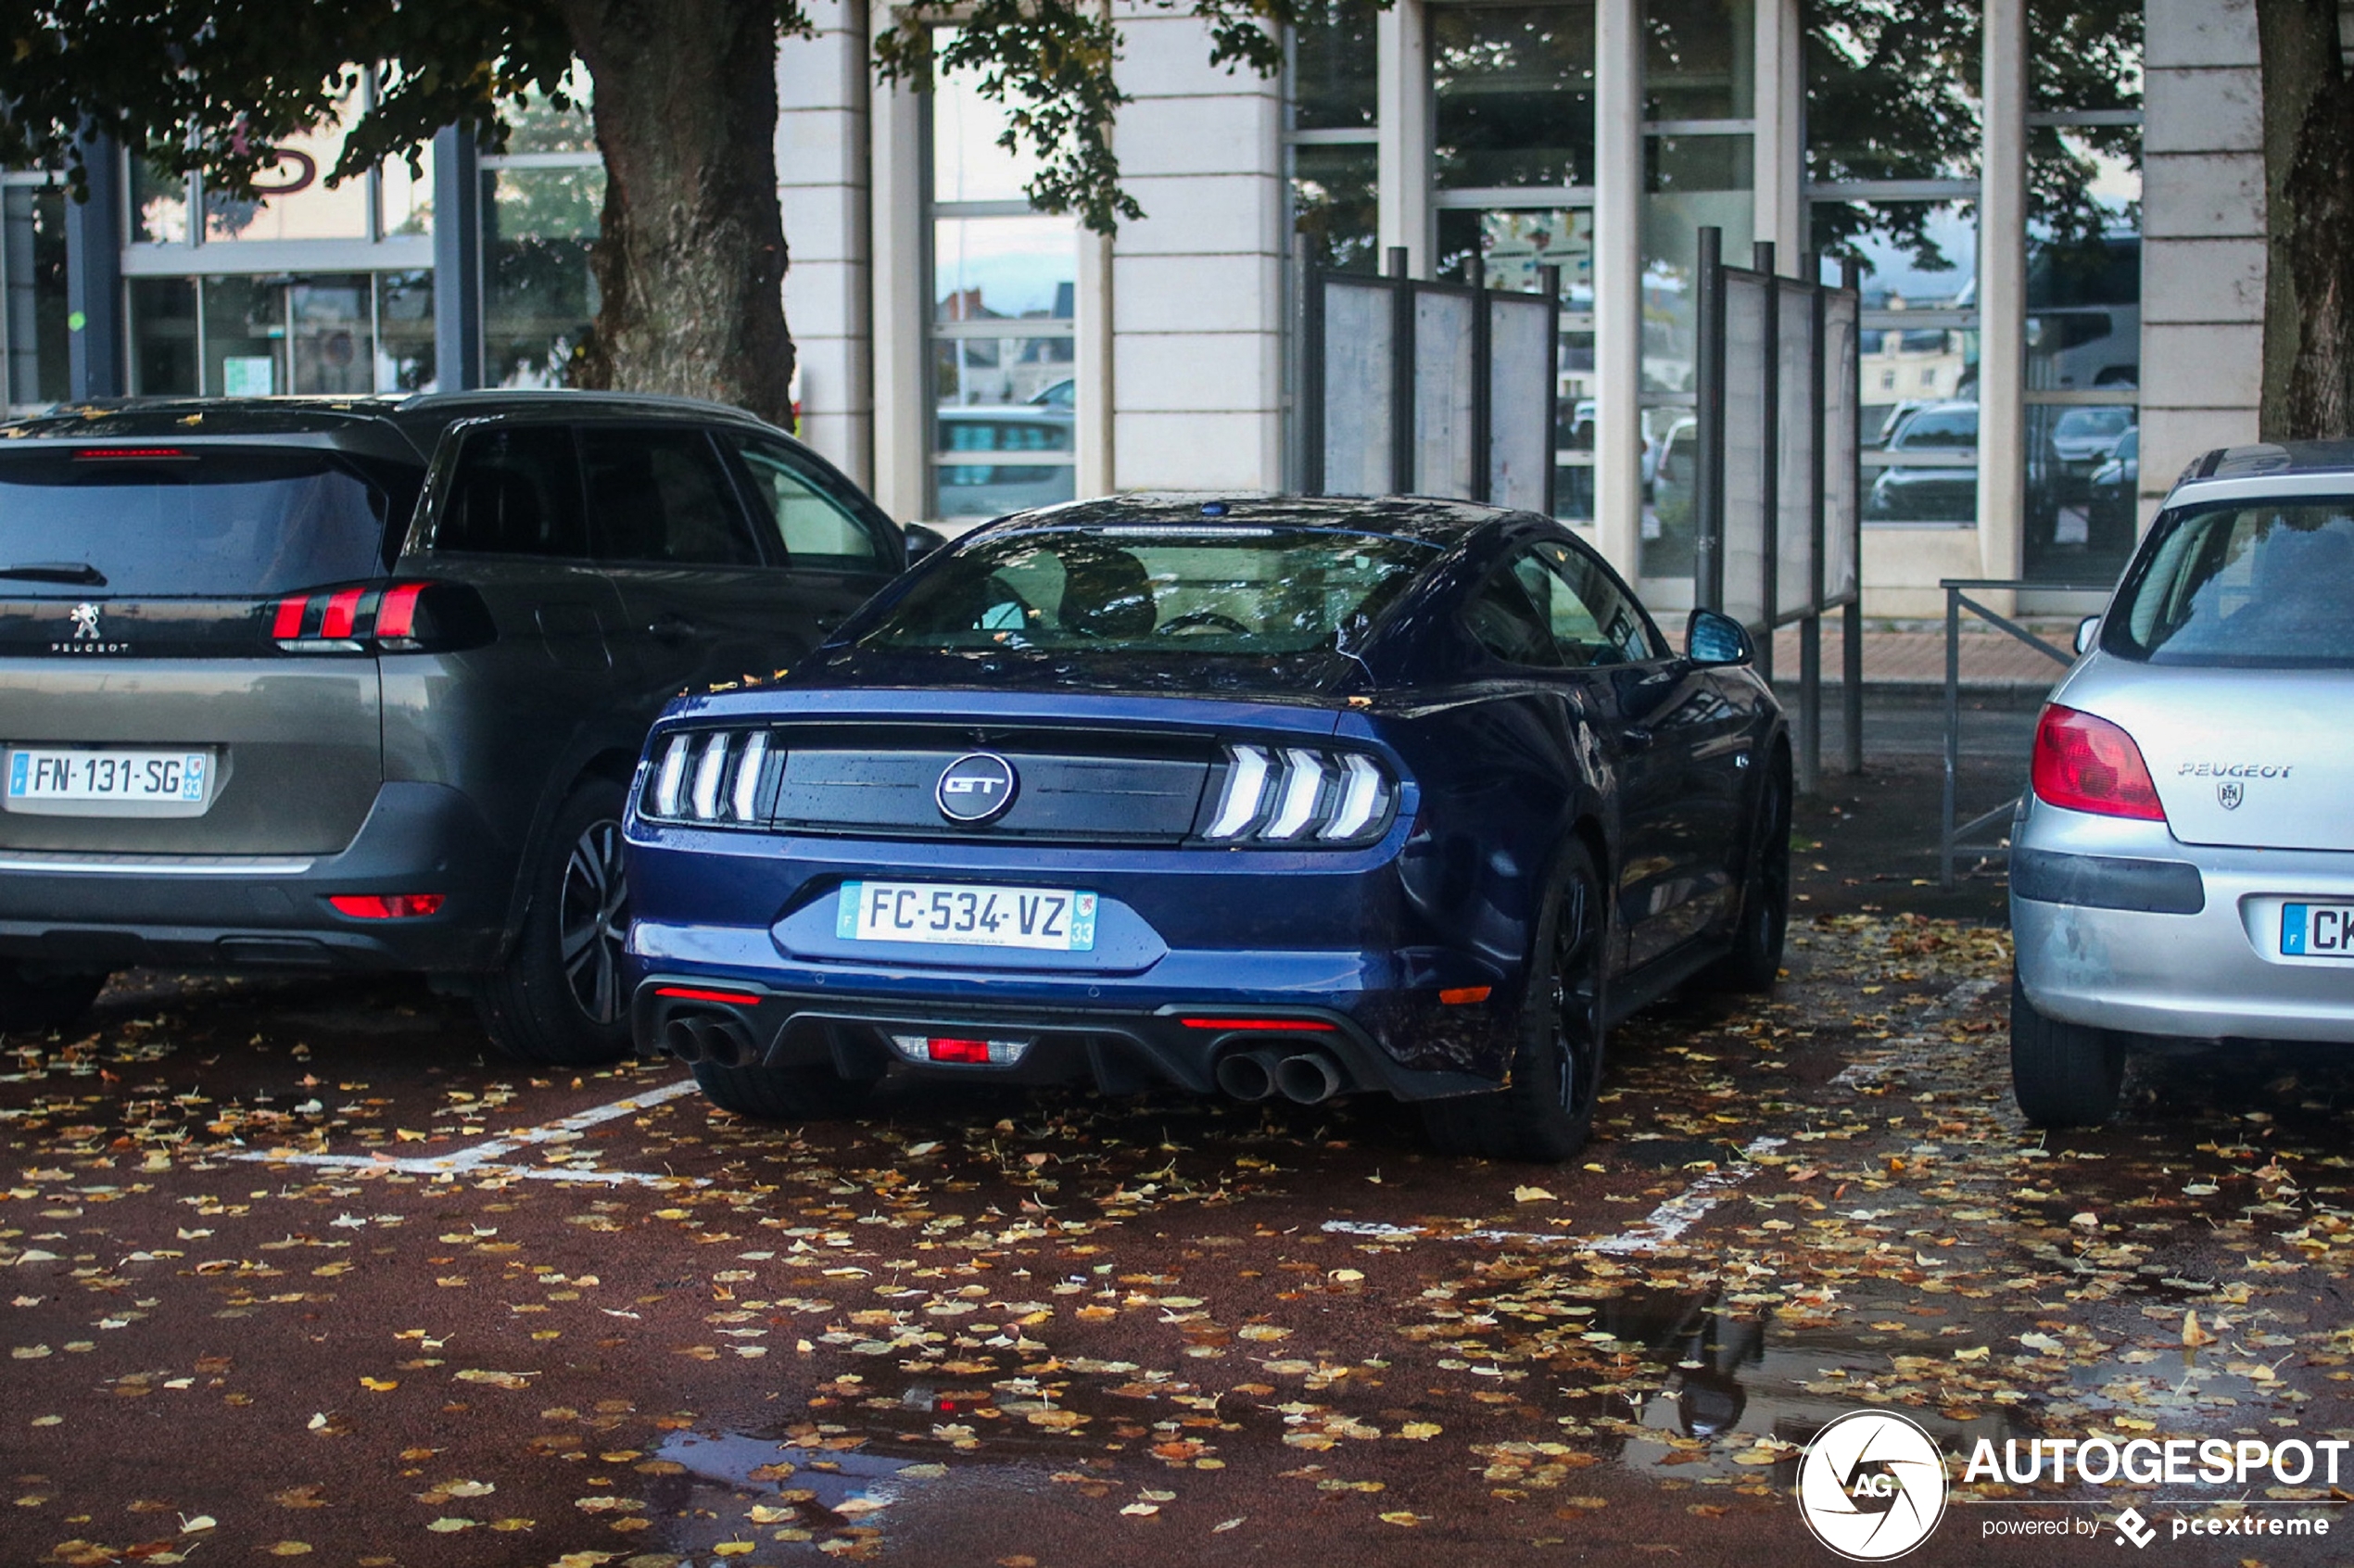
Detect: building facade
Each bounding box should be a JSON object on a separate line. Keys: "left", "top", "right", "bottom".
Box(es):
{"left": 7, "top": 0, "right": 2259, "bottom": 616}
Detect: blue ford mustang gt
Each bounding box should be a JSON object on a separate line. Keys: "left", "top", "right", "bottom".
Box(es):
{"left": 621, "top": 496, "right": 1789, "bottom": 1161}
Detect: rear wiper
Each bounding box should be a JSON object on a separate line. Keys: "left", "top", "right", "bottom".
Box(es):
{"left": 0, "top": 563, "right": 106, "bottom": 586}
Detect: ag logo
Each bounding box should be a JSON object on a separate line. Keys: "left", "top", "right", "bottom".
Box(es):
{"left": 1795, "top": 1410, "right": 1947, "bottom": 1561}
{"left": 935, "top": 752, "right": 1018, "bottom": 825}
{"left": 2218, "top": 780, "right": 2244, "bottom": 810}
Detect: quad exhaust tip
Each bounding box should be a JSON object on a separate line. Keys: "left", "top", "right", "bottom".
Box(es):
{"left": 1216, "top": 1046, "right": 1345, "bottom": 1105}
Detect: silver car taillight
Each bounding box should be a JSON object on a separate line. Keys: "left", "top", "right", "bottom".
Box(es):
{"left": 1201, "top": 742, "right": 1395, "bottom": 846}
{"left": 642, "top": 728, "right": 778, "bottom": 827}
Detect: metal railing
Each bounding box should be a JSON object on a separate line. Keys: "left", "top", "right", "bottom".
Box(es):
{"left": 1938, "top": 577, "right": 2112, "bottom": 888}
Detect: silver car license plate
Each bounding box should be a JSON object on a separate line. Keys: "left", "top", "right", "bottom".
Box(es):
{"left": 837, "top": 880, "right": 1097, "bottom": 952}
{"left": 5, "top": 747, "right": 213, "bottom": 816}
{"left": 2280, "top": 903, "right": 2354, "bottom": 958}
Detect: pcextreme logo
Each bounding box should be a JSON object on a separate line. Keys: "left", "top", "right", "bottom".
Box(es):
{"left": 1795, "top": 1410, "right": 1949, "bottom": 1561}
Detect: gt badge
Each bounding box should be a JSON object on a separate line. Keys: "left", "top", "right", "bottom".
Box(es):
{"left": 936, "top": 752, "right": 1019, "bottom": 825}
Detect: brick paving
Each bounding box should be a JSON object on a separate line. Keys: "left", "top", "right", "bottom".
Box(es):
{"left": 1768, "top": 619, "right": 2076, "bottom": 689}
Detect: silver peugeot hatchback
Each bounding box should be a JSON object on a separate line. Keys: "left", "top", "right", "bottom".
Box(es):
{"left": 2011, "top": 441, "right": 2354, "bottom": 1125}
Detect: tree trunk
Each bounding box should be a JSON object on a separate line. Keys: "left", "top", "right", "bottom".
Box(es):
{"left": 558, "top": 0, "right": 795, "bottom": 427}
{"left": 2256, "top": 0, "right": 2354, "bottom": 440}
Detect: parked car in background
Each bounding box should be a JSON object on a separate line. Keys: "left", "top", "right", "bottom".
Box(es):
{"left": 623, "top": 495, "right": 1791, "bottom": 1162}
{"left": 0, "top": 392, "right": 902, "bottom": 1061}
{"left": 935, "top": 406, "right": 1076, "bottom": 519}
{"left": 1866, "top": 400, "right": 1978, "bottom": 522}
{"left": 2086, "top": 425, "right": 2139, "bottom": 555}
{"left": 2011, "top": 442, "right": 2354, "bottom": 1124}
{"left": 2049, "top": 405, "right": 2135, "bottom": 471}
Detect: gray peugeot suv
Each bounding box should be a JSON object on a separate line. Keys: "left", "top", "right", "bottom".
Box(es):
{"left": 0, "top": 390, "right": 903, "bottom": 1061}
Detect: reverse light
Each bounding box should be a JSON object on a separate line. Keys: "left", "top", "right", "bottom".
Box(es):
{"left": 328, "top": 892, "right": 445, "bottom": 918}
{"left": 888, "top": 1032, "right": 1031, "bottom": 1066}
{"left": 2031, "top": 704, "right": 2166, "bottom": 821}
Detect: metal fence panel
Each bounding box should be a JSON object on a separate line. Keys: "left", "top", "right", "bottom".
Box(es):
{"left": 1487, "top": 292, "right": 1552, "bottom": 512}
{"left": 1822, "top": 289, "right": 1861, "bottom": 603}
{"left": 1721, "top": 272, "right": 1771, "bottom": 632}
{"left": 1775, "top": 277, "right": 1817, "bottom": 621}
{"left": 1412, "top": 288, "right": 1477, "bottom": 498}
{"left": 1321, "top": 278, "right": 1395, "bottom": 497}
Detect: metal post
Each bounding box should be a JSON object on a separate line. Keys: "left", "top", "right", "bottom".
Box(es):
{"left": 64, "top": 130, "right": 121, "bottom": 399}
{"left": 1538, "top": 264, "right": 1562, "bottom": 520}
{"left": 431, "top": 127, "right": 484, "bottom": 392}
{"left": 1301, "top": 258, "right": 1327, "bottom": 496}
{"left": 1692, "top": 225, "right": 1725, "bottom": 613}
{"left": 1941, "top": 582, "right": 1961, "bottom": 889}
{"left": 1387, "top": 246, "right": 1414, "bottom": 495}
{"left": 1799, "top": 266, "right": 1826, "bottom": 797}
{"left": 1841, "top": 256, "right": 1866, "bottom": 776}
{"left": 1754, "top": 240, "right": 1778, "bottom": 684}
{"left": 1471, "top": 269, "right": 1492, "bottom": 502}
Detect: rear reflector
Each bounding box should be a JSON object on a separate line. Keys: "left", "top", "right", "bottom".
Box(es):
{"left": 1177, "top": 1017, "right": 1336, "bottom": 1032}
{"left": 327, "top": 893, "right": 445, "bottom": 919}
{"left": 887, "top": 1032, "right": 1031, "bottom": 1066}
{"left": 1438, "top": 986, "right": 1492, "bottom": 1005}
{"left": 653, "top": 985, "right": 765, "bottom": 1005}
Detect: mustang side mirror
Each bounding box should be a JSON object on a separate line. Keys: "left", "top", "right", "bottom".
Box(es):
{"left": 1686, "top": 608, "right": 1753, "bottom": 667}
{"left": 2074, "top": 614, "right": 2101, "bottom": 656}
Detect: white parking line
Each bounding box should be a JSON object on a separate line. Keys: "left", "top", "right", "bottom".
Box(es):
{"left": 1321, "top": 1134, "right": 1784, "bottom": 1255}
{"left": 232, "top": 1077, "right": 706, "bottom": 1186}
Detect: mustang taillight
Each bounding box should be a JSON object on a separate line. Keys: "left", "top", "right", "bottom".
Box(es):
{"left": 1199, "top": 743, "right": 1396, "bottom": 846}
{"left": 642, "top": 728, "right": 778, "bottom": 827}
{"left": 2031, "top": 704, "right": 2167, "bottom": 821}
{"left": 268, "top": 580, "right": 492, "bottom": 654}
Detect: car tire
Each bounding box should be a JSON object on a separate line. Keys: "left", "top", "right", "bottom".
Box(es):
{"left": 692, "top": 1059, "right": 873, "bottom": 1121}
{"left": 1423, "top": 841, "right": 1608, "bottom": 1164}
{"left": 1702, "top": 755, "right": 1791, "bottom": 994}
{"left": 0, "top": 963, "right": 108, "bottom": 1034}
{"left": 476, "top": 778, "right": 634, "bottom": 1066}
{"left": 2008, "top": 972, "right": 2124, "bottom": 1127}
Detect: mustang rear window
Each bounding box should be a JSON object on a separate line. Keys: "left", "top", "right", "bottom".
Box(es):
{"left": 0, "top": 449, "right": 397, "bottom": 597}
{"left": 2110, "top": 500, "right": 2354, "bottom": 666}
{"left": 861, "top": 525, "right": 1443, "bottom": 656}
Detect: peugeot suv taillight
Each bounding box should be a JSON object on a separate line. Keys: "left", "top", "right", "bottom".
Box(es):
{"left": 2031, "top": 704, "right": 2167, "bottom": 821}
{"left": 1196, "top": 743, "right": 1398, "bottom": 846}
{"left": 268, "top": 580, "right": 494, "bottom": 654}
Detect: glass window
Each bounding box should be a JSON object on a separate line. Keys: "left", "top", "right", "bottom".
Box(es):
{"left": 287, "top": 277, "right": 375, "bottom": 396}
{"left": 436, "top": 425, "right": 589, "bottom": 558}
{"left": 1294, "top": 0, "right": 1379, "bottom": 130}
{"left": 1434, "top": 3, "right": 1597, "bottom": 190}
{"left": 127, "top": 278, "right": 199, "bottom": 396}
{"left": 4, "top": 186, "right": 69, "bottom": 405}
{"left": 130, "top": 148, "right": 190, "bottom": 245}
{"left": 380, "top": 152, "right": 433, "bottom": 237}
{"left": 729, "top": 437, "right": 889, "bottom": 570}
{"left": 499, "top": 70, "right": 597, "bottom": 154}
{"left": 1524, "top": 539, "right": 1659, "bottom": 663}
{"left": 1466, "top": 554, "right": 1562, "bottom": 665}
{"left": 861, "top": 524, "right": 1440, "bottom": 656}
{"left": 484, "top": 164, "right": 603, "bottom": 388}
{"left": 1642, "top": 134, "right": 1752, "bottom": 397}
{"left": 2110, "top": 503, "right": 2354, "bottom": 667}
{"left": 582, "top": 427, "right": 761, "bottom": 566}
{"left": 375, "top": 271, "right": 436, "bottom": 392}
{"left": 1644, "top": 0, "right": 1753, "bottom": 121}
{"left": 203, "top": 93, "right": 372, "bottom": 243}
{"left": 1292, "top": 144, "right": 1379, "bottom": 274}
{"left": 0, "top": 449, "right": 395, "bottom": 596}
{"left": 1803, "top": 6, "right": 1980, "bottom": 185}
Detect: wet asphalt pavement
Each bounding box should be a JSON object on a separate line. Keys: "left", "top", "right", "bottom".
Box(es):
{"left": 8, "top": 752, "right": 2354, "bottom": 1568}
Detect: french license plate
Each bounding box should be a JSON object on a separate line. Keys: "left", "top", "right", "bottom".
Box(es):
{"left": 837, "top": 880, "right": 1097, "bottom": 952}
{"left": 6, "top": 747, "right": 210, "bottom": 808}
{"left": 2281, "top": 903, "right": 2354, "bottom": 958}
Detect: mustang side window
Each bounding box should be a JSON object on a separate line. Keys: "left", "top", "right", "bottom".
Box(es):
{"left": 728, "top": 436, "right": 892, "bottom": 571}
{"left": 1465, "top": 557, "right": 1562, "bottom": 666}
{"left": 1514, "top": 542, "right": 1658, "bottom": 666}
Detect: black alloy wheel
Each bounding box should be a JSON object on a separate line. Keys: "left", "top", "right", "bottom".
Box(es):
{"left": 1424, "top": 840, "right": 1609, "bottom": 1163}
{"left": 477, "top": 779, "right": 636, "bottom": 1065}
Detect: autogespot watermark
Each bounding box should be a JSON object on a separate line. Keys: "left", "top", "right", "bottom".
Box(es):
{"left": 1795, "top": 1413, "right": 2345, "bottom": 1558}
